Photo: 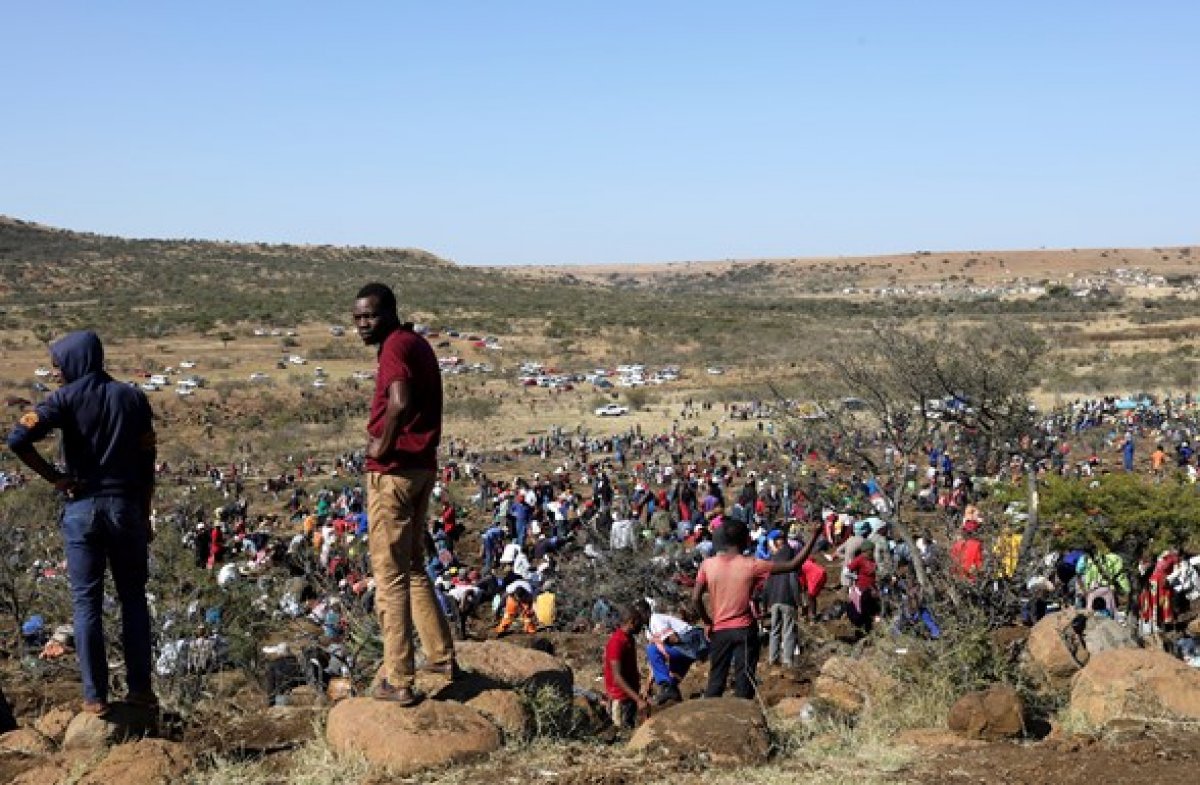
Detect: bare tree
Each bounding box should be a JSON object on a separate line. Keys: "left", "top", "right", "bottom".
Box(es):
{"left": 775, "top": 320, "right": 1047, "bottom": 597}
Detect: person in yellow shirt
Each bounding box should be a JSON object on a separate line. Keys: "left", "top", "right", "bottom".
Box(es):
{"left": 534, "top": 581, "right": 557, "bottom": 629}
{"left": 994, "top": 526, "right": 1023, "bottom": 579}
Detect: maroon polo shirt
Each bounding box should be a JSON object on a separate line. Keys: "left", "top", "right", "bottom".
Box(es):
{"left": 366, "top": 324, "right": 442, "bottom": 474}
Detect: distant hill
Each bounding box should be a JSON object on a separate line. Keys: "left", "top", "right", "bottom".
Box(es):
{"left": 1, "top": 216, "right": 1196, "bottom": 373}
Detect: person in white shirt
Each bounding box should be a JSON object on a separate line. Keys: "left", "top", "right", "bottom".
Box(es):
{"left": 635, "top": 600, "right": 708, "bottom": 704}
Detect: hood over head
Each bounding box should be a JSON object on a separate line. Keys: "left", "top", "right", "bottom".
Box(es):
{"left": 51, "top": 330, "right": 105, "bottom": 382}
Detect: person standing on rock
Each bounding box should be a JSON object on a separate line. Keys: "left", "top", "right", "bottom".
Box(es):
{"left": 354, "top": 283, "right": 456, "bottom": 706}
{"left": 6, "top": 330, "right": 158, "bottom": 716}
{"left": 692, "top": 518, "right": 822, "bottom": 699}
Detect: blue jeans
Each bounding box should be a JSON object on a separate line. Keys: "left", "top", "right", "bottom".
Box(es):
{"left": 646, "top": 643, "right": 695, "bottom": 686}
{"left": 62, "top": 496, "right": 152, "bottom": 703}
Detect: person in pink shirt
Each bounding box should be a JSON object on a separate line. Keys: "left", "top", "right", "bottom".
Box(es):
{"left": 692, "top": 518, "right": 822, "bottom": 698}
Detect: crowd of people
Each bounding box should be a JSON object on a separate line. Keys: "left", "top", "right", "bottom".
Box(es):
{"left": 4, "top": 298, "right": 1199, "bottom": 730}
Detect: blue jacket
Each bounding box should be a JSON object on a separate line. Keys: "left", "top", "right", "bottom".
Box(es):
{"left": 6, "top": 331, "right": 156, "bottom": 497}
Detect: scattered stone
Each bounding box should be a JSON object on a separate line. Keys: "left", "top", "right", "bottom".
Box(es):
{"left": 628, "top": 697, "right": 770, "bottom": 766}
{"left": 1070, "top": 648, "right": 1200, "bottom": 727}
{"left": 76, "top": 738, "right": 192, "bottom": 785}
{"left": 34, "top": 706, "right": 75, "bottom": 745}
{"left": 811, "top": 656, "right": 896, "bottom": 714}
{"left": 0, "top": 728, "right": 54, "bottom": 755}
{"left": 454, "top": 640, "right": 573, "bottom": 699}
{"left": 326, "top": 697, "right": 501, "bottom": 774}
{"left": 947, "top": 685, "right": 1025, "bottom": 740}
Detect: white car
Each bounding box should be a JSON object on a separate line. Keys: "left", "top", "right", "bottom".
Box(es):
{"left": 351, "top": 370, "right": 375, "bottom": 381}
{"left": 140, "top": 383, "right": 161, "bottom": 392}
{"left": 312, "top": 379, "right": 327, "bottom": 389}
{"left": 594, "top": 404, "right": 630, "bottom": 417}
{"left": 179, "top": 360, "right": 197, "bottom": 369}
{"left": 249, "top": 372, "right": 270, "bottom": 383}
{"left": 706, "top": 367, "right": 725, "bottom": 376}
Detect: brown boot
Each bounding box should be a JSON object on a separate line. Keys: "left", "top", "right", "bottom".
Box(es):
{"left": 374, "top": 679, "right": 423, "bottom": 707}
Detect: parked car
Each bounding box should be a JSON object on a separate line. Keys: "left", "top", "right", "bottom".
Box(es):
{"left": 594, "top": 404, "right": 630, "bottom": 417}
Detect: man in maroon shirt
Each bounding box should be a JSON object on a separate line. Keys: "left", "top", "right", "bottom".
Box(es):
{"left": 353, "top": 283, "right": 455, "bottom": 706}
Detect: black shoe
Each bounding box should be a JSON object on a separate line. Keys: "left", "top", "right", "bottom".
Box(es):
{"left": 653, "top": 683, "right": 682, "bottom": 706}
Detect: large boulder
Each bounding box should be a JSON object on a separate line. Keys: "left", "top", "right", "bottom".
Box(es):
{"left": 453, "top": 640, "right": 573, "bottom": 699}
{"left": 76, "top": 739, "right": 192, "bottom": 785}
{"left": 1026, "top": 613, "right": 1137, "bottom": 688}
{"left": 464, "top": 689, "right": 531, "bottom": 741}
{"left": 1070, "top": 649, "right": 1200, "bottom": 727}
{"left": 812, "top": 656, "right": 896, "bottom": 714}
{"left": 628, "top": 698, "right": 769, "bottom": 766}
{"left": 325, "top": 697, "right": 501, "bottom": 774}
{"left": 947, "top": 685, "right": 1024, "bottom": 740}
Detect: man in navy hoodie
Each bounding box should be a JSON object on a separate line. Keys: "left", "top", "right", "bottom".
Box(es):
{"left": 6, "top": 331, "right": 157, "bottom": 715}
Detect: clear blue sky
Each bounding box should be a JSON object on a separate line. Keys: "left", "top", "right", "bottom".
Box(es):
{"left": 2, "top": 2, "right": 1196, "bottom": 265}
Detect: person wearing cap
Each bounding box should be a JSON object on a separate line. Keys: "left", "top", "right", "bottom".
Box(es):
{"left": 764, "top": 530, "right": 800, "bottom": 667}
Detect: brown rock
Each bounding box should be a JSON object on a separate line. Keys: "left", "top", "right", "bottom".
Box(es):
{"left": 1186, "top": 617, "right": 1200, "bottom": 637}
{"left": 0, "top": 729, "right": 54, "bottom": 755}
{"left": 62, "top": 704, "right": 158, "bottom": 750}
{"left": 772, "top": 696, "right": 815, "bottom": 723}
{"left": 947, "top": 685, "right": 1025, "bottom": 740}
{"left": 1026, "top": 612, "right": 1137, "bottom": 688}
{"left": 34, "top": 707, "right": 75, "bottom": 745}
{"left": 1070, "top": 648, "right": 1200, "bottom": 727}
{"left": 465, "top": 689, "right": 531, "bottom": 741}
{"left": 326, "top": 677, "right": 353, "bottom": 703}
{"left": 453, "top": 640, "right": 573, "bottom": 699}
{"left": 77, "top": 739, "right": 192, "bottom": 785}
{"left": 325, "top": 697, "right": 501, "bottom": 774}
{"left": 812, "top": 656, "right": 897, "bottom": 714}
{"left": 628, "top": 697, "right": 769, "bottom": 766}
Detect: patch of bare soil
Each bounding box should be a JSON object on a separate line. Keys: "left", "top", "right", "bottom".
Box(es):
{"left": 917, "top": 726, "right": 1200, "bottom": 785}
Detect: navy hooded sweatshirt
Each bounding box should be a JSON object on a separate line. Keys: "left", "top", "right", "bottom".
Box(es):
{"left": 6, "top": 331, "right": 156, "bottom": 497}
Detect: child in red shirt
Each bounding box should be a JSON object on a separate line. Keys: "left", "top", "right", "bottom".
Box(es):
{"left": 603, "top": 606, "right": 647, "bottom": 728}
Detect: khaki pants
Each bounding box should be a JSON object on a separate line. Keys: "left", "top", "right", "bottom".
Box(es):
{"left": 367, "top": 470, "right": 454, "bottom": 688}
